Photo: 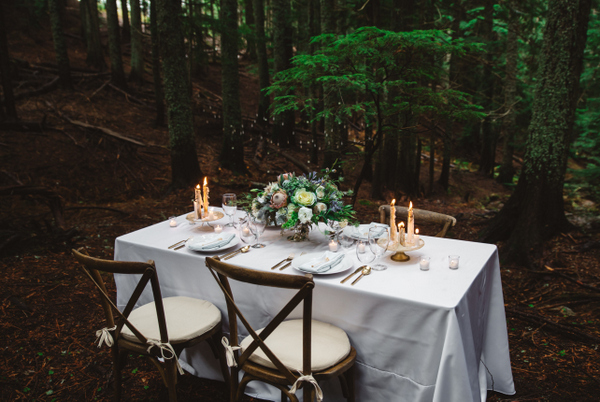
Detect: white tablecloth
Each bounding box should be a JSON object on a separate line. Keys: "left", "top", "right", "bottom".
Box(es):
{"left": 114, "top": 210, "right": 515, "bottom": 401}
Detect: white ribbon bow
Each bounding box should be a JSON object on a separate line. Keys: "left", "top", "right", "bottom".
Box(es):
{"left": 95, "top": 326, "right": 116, "bottom": 348}
{"left": 289, "top": 373, "right": 323, "bottom": 402}
{"left": 221, "top": 337, "right": 241, "bottom": 367}
{"left": 146, "top": 339, "right": 184, "bottom": 375}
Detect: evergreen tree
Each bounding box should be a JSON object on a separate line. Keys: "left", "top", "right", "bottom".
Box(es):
{"left": 48, "top": 0, "right": 72, "bottom": 89}
{"left": 156, "top": 0, "right": 203, "bottom": 186}
{"left": 480, "top": 0, "right": 592, "bottom": 264}
{"left": 106, "top": 0, "right": 127, "bottom": 88}
{"left": 121, "top": 0, "right": 131, "bottom": 43}
{"left": 0, "top": 1, "right": 17, "bottom": 120}
{"left": 150, "top": 0, "right": 165, "bottom": 126}
{"left": 219, "top": 0, "right": 247, "bottom": 172}
{"left": 129, "top": 0, "right": 145, "bottom": 85}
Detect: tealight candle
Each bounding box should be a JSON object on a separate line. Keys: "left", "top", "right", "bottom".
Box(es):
{"left": 242, "top": 227, "right": 251, "bottom": 237}
{"left": 214, "top": 224, "right": 223, "bottom": 234}
{"left": 419, "top": 256, "right": 430, "bottom": 271}
{"left": 329, "top": 239, "right": 338, "bottom": 252}
{"left": 169, "top": 216, "right": 177, "bottom": 227}
{"left": 449, "top": 255, "right": 460, "bottom": 270}
{"left": 358, "top": 243, "right": 366, "bottom": 253}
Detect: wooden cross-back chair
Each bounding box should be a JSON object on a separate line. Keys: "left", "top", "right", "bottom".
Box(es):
{"left": 205, "top": 256, "right": 357, "bottom": 402}
{"left": 72, "top": 248, "right": 229, "bottom": 402}
{"left": 379, "top": 205, "right": 457, "bottom": 237}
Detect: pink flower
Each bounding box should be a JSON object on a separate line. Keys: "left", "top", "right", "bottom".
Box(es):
{"left": 270, "top": 190, "right": 288, "bottom": 209}
{"left": 279, "top": 172, "right": 294, "bottom": 182}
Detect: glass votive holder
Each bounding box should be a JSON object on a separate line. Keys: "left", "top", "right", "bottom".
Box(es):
{"left": 329, "top": 239, "right": 339, "bottom": 252}
{"left": 419, "top": 256, "right": 430, "bottom": 271}
{"left": 449, "top": 255, "right": 460, "bottom": 270}
{"left": 169, "top": 216, "right": 178, "bottom": 227}
{"left": 214, "top": 224, "right": 223, "bottom": 234}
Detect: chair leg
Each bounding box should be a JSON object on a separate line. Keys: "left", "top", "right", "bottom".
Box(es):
{"left": 343, "top": 365, "right": 356, "bottom": 402}
{"left": 165, "top": 359, "right": 179, "bottom": 402}
{"left": 210, "top": 331, "right": 231, "bottom": 386}
{"left": 230, "top": 367, "right": 240, "bottom": 402}
{"left": 281, "top": 389, "right": 287, "bottom": 402}
{"left": 303, "top": 384, "right": 314, "bottom": 402}
{"left": 111, "top": 347, "right": 123, "bottom": 402}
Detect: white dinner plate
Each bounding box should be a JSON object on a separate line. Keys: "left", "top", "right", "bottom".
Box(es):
{"left": 292, "top": 252, "right": 354, "bottom": 275}
{"left": 344, "top": 224, "right": 389, "bottom": 240}
{"left": 185, "top": 233, "right": 239, "bottom": 252}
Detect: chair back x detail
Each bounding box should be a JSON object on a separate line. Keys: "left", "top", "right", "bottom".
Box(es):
{"left": 205, "top": 256, "right": 356, "bottom": 402}
{"left": 379, "top": 204, "right": 456, "bottom": 237}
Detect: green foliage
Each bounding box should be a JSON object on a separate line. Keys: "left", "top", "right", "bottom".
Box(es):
{"left": 268, "top": 27, "right": 484, "bottom": 141}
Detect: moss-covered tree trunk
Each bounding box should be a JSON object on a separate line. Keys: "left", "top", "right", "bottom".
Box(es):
{"left": 106, "top": 0, "right": 127, "bottom": 89}
{"left": 0, "top": 1, "right": 17, "bottom": 120}
{"left": 121, "top": 0, "right": 131, "bottom": 43}
{"left": 157, "top": 0, "right": 202, "bottom": 186}
{"left": 129, "top": 0, "right": 145, "bottom": 85}
{"left": 253, "top": 0, "right": 270, "bottom": 126}
{"left": 218, "top": 0, "right": 247, "bottom": 173}
{"left": 80, "top": 0, "right": 106, "bottom": 71}
{"left": 497, "top": 4, "right": 518, "bottom": 184}
{"left": 150, "top": 0, "right": 165, "bottom": 126}
{"left": 480, "top": 0, "right": 592, "bottom": 265}
{"left": 271, "top": 0, "right": 295, "bottom": 148}
{"left": 48, "top": 0, "right": 72, "bottom": 89}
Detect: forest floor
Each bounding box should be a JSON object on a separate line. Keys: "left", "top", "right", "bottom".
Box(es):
{"left": 2, "top": 5, "right": 600, "bottom": 402}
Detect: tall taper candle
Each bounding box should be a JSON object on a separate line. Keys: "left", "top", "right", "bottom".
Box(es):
{"left": 202, "top": 177, "right": 209, "bottom": 218}
{"left": 390, "top": 199, "right": 397, "bottom": 242}
{"left": 407, "top": 201, "right": 414, "bottom": 245}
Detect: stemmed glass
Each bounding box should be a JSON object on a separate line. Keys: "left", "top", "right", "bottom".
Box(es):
{"left": 356, "top": 239, "right": 376, "bottom": 268}
{"left": 238, "top": 216, "right": 256, "bottom": 247}
{"left": 250, "top": 216, "right": 267, "bottom": 248}
{"left": 338, "top": 231, "right": 356, "bottom": 250}
{"left": 368, "top": 226, "right": 390, "bottom": 271}
{"left": 222, "top": 193, "right": 237, "bottom": 227}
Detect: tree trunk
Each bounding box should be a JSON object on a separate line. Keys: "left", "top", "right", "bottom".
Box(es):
{"left": 271, "top": 0, "right": 295, "bottom": 148}
{"left": 0, "top": 1, "right": 18, "bottom": 120}
{"left": 478, "top": 0, "right": 497, "bottom": 176}
{"left": 244, "top": 0, "right": 257, "bottom": 61}
{"left": 156, "top": 0, "right": 202, "bottom": 186}
{"left": 150, "top": 0, "right": 165, "bottom": 126}
{"left": 480, "top": 0, "right": 592, "bottom": 265}
{"left": 308, "top": 0, "right": 320, "bottom": 165}
{"left": 219, "top": 0, "right": 247, "bottom": 172}
{"left": 253, "top": 0, "right": 270, "bottom": 126}
{"left": 129, "top": 0, "right": 145, "bottom": 85}
{"left": 80, "top": 0, "right": 106, "bottom": 71}
{"left": 48, "top": 0, "right": 73, "bottom": 89}
{"left": 497, "top": 4, "right": 518, "bottom": 184}
{"left": 106, "top": 0, "right": 127, "bottom": 89}
{"left": 438, "top": 120, "right": 452, "bottom": 191}
{"left": 121, "top": 0, "right": 131, "bottom": 43}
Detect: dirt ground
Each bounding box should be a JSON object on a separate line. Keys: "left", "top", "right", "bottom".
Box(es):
{"left": 1, "top": 5, "right": 600, "bottom": 401}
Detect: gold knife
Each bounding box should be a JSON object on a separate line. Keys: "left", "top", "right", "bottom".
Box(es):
{"left": 341, "top": 266, "right": 365, "bottom": 284}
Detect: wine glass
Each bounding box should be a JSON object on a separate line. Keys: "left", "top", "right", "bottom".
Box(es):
{"left": 222, "top": 193, "right": 237, "bottom": 227}
{"left": 238, "top": 217, "right": 256, "bottom": 247}
{"left": 355, "top": 240, "right": 376, "bottom": 268}
{"left": 337, "top": 230, "right": 356, "bottom": 250}
{"left": 368, "top": 226, "right": 390, "bottom": 271}
{"left": 250, "top": 216, "right": 267, "bottom": 248}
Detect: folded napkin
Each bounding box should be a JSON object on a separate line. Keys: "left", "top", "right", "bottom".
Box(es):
{"left": 189, "top": 233, "right": 235, "bottom": 251}
{"left": 353, "top": 223, "right": 387, "bottom": 240}
{"left": 298, "top": 252, "right": 345, "bottom": 273}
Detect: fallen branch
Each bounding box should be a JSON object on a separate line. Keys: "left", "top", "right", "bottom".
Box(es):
{"left": 534, "top": 266, "right": 600, "bottom": 293}
{"left": 506, "top": 307, "right": 600, "bottom": 343}
{"left": 0, "top": 119, "right": 46, "bottom": 132}
{"left": 108, "top": 83, "right": 154, "bottom": 109}
{"left": 46, "top": 101, "right": 147, "bottom": 147}
{"left": 14, "top": 76, "right": 59, "bottom": 100}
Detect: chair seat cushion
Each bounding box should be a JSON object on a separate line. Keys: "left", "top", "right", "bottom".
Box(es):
{"left": 239, "top": 319, "right": 351, "bottom": 372}
{"left": 121, "top": 296, "right": 221, "bottom": 344}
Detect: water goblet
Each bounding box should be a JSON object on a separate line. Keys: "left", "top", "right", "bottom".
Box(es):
{"left": 250, "top": 216, "right": 267, "bottom": 248}
{"left": 222, "top": 193, "right": 237, "bottom": 227}
{"left": 356, "top": 240, "right": 376, "bottom": 268}
{"left": 238, "top": 218, "right": 256, "bottom": 247}
{"left": 368, "top": 226, "right": 389, "bottom": 271}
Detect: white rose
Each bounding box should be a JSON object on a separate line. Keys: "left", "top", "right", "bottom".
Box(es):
{"left": 315, "top": 186, "right": 326, "bottom": 199}
{"left": 298, "top": 207, "right": 313, "bottom": 224}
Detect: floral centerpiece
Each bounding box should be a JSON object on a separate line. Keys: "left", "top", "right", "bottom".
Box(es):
{"left": 245, "top": 169, "right": 356, "bottom": 241}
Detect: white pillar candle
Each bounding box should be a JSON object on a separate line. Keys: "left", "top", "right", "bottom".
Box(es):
{"left": 398, "top": 222, "right": 405, "bottom": 246}
{"left": 208, "top": 207, "right": 214, "bottom": 219}
{"left": 414, "top": 228, "right": 420, "bottom": 245}
{"left": 202, "top": 177, "right": 209, "bottom": 218}
{"left": 390, "top": 199, "right": 396, "bottom": 242}
{"left": 214, "top": 224, "right": 223, "bottom": 234}
{"left": 449, "top": 255, "right": 460, "bottom": 270}
{"left": 407, "top": 201, "right": 414, "bottom": 246}
{"left": 193, "top": 201, "right": 199, "bottom": 220}
{"left": 419, "top": 256, "right": 430, "bottom": 271}
{"left": 329, "top": 239, "right": 338, "bottom": 252}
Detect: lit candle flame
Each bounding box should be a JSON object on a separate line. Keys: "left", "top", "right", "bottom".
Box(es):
{"left": 399, "top": 222, "right": 404, "bottom": 228}
{"left": 203, "top": 177, "right": 207, "bottom": 186}
{"left": 409, "top": 201, "right": 413, "bottom": 209}
{"left": 196, "top": 184, "right": 200, "bottom": 189}
{"left": 416, "top": 228, "right": 419, "bottom": 234}
{"left": 391, "top": 199, "right": 396, "bottom": 206}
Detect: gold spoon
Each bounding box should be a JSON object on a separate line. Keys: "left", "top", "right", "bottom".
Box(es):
{"left": 351, "top": 266, "right": 372, "bottom": 285}
{"left": 271, "top": 253, "right": 295, "bottom": 270}
{"left": 341, "top": 266, "right": 367, "bottom": 284}
{"left": 223, "top": 245, "right": 250, "bottom": 260}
